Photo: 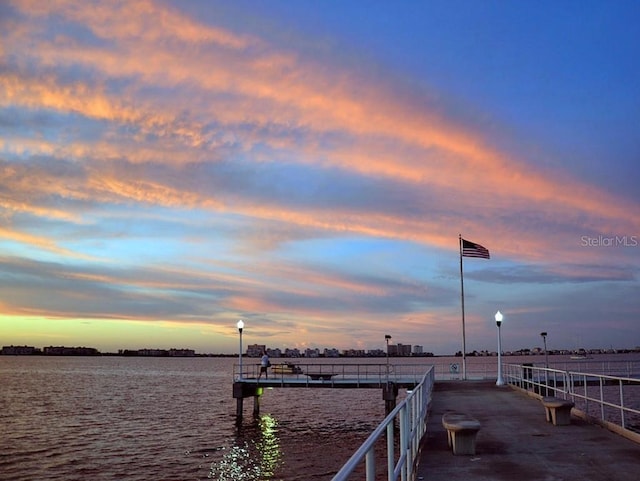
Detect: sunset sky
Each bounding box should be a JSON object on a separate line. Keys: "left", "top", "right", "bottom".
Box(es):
{"left": 1, "top": 0, "right": 639, "bottom": 355}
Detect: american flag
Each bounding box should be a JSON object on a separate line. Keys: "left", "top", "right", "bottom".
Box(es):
{"left": 462, "top": 238, "right": 490, "bottom": 259}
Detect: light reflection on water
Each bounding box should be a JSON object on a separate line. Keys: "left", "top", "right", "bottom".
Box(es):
{"left": 208, "top": 414, "right": 281, "bottom": 481}
{"left": 256, "top": 414, "right": 282, "bottom": 478}
{"left": 208, "top": 443, "right": 261, "bottom": 481}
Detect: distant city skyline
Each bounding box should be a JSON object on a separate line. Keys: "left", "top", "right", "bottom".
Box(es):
{"left": 3, "top": 341, "right": 638, "bottom": 358}
{"left": 1, "top": 2, "right": 639, "bottom": 356}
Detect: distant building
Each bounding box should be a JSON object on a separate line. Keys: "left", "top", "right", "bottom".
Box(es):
{"left": 304, "top": 348, "right": 320, "bottom": 358}
{"left": 246, "top": 344, "right": 266, "bottom": 357}
{"left": 1, "top": 345, "right": 40, "bottom": 355}
{"left": 324, "top": 348, "right": 340, "bottom": 358}
{"left": 137, "top": 348, "right": 166, "bottom": 356}
{"left": 341, "top": 349, "right": 366, "bottom": 357}
{"left": 119, "top": 348, "right": 194, "bottom": 357}
{"left": 388, "top": 343, "right": 412, "bottom": 357}
{"left": 168, "top": 348, "right": 195, "bottom": 357}
{"left": 284, "top": 348, "right": 301, "bottom": 357}
{"left": 43, "top": 346, "right": 99, "bottom": 356}
{"left": 266, "top": 347, "right": 282, "bottom": 358}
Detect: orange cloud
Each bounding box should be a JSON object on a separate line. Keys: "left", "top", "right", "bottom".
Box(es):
{"left": 3, "top": 0, "right": 637, "bottom": 270}
{"left": 0, "top": 227, "right": 84, "bottom": 257}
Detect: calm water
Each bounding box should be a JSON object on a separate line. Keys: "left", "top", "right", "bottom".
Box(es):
{"left": 0, "top": 356, "right": 385, "bottom": 481}
{"left": 1, "top": 354, "right": 639, "bottom": 480}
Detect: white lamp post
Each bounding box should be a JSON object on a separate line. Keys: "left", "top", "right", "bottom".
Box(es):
{"left": 237, "top": 320, "right": 244, "bottom": 379}
{"left": 495, "top": 311, "right": 505, "bottom": 386}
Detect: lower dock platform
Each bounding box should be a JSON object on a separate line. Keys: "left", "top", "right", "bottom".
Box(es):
{"left": 417, "top": 380, "right": 640, "bottom": 481}
{"left": 232, "top": 373, "right": 418, "bottom": 421}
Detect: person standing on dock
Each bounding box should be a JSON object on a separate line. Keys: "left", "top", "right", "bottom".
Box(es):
{"left": 258, "top": 351, "right": 270, "bottom": 380}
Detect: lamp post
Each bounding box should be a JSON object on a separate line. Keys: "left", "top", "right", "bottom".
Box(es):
{"left": 540, "top": 331, "right": 549, "bottom": 395}
{"left": 495, "top": 311, "right": 505, "bottom": 386}
{"left": 385, "top": 334, "right": 392, "bottom": 384}
{"left": 540, "top": 331, "right": 548, "bottom": 368}
{"left": 237, "top": 320, "right": 244, "bottom": 379}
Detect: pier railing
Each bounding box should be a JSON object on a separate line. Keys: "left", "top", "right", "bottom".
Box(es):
{"left": 235, "top": 358, "right": 640, "bottom": 383}
{"left": 504, "top": 363, "right": 640, "bottom": 441}
{"left": 234, "top": 362, "right": 431, "bottom": 386}
{"left": 330, "top": 367, "right": 435, "bottom": 481}
{"left": 432, "top": 358, "right": 640, "bottom": 381}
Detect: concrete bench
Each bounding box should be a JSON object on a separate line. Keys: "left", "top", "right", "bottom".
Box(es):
{"left": 442, "top": 413, "right": 481, "bottom": 455}
{"left": 542, "top": 396, "right": 574, "bottom": 426}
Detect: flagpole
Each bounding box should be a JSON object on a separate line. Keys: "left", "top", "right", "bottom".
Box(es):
{"left": 459, "top": 234, "right": 467, "bottom": 380}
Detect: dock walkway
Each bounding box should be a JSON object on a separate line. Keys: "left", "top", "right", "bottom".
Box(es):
{"left": 417, "top": 380, "right": 640, "bottom": 481}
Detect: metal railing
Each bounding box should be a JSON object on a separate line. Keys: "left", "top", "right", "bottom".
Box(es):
{"left": 429, "top": 360, "right": 497, "bottom": 380}
{"left": 234, "top": 362, "right": 431, "bottom": 385}
{"left": 542, "top": 359, "right": 640, "bottom": 378}
{"left": 236, "top": 358, "right": 640, "bottom": 383}
{"left": 568, "top": 372, "right": 640, "bottom": 434}
{"left": 330, "top": 367, "right": 435, "bottom": 481}
{"left": 503, "top": 363, "right": 571, "bottom": 397}
{"left": 504, "top": 363, "right": 640, "bottom": 438}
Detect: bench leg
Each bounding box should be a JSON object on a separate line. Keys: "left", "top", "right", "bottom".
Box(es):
{"left": 451, "top": 430, "right": 479, "bottom": 455}
{"left": 545, "top": 406, "right": 552, "bottom": 423}
{"left": 552, "top": 407, "right": 572, "bottom": 426}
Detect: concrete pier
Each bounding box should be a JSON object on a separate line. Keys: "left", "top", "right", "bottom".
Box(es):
{"left": 417, "top": 381, "right": 640, "bottom": 481}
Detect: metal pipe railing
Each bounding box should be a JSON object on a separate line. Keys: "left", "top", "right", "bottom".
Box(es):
{"left": 330, "top": 367, "right": 434, "bottom": 481}
{"left": 567, "top": 371, "right": 640, "bottom": 432}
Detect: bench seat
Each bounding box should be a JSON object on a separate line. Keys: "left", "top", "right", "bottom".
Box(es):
{"left": 442, "top": 413, "right": 481, "bottom": 455}
{"left": 542, "top": 396, "right": 574, "bottom": 426}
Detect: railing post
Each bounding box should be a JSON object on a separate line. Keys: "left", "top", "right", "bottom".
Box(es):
{"left": 599, "top": 378, "right": 605, "bottom": 421}
{"left": 619, "top": 379, "right": 626, "bottom": 429}
{"left": 400, "top": 406, "right": 407, "bottom": 481}
{"left": 365, "top": 449, "right": 375, "bottom": 481}
{"left": 386, "top": 422, "right": 394, "bottom": 481}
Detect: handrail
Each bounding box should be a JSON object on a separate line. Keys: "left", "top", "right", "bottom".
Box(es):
{"left": 567, "top": 371, "right": 640, "bottom": 434}
{"left": 235, "top": 358, "right": 640, "bottom": 382}
{"left": 331, "top": 367, "right": 434, "bottom": 481}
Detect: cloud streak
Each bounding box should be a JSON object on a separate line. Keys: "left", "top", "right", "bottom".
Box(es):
{"left": 1, "top": 1, "right": 638, "bottom": 353}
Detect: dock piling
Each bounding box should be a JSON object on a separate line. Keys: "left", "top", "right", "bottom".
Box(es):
{"left": 383, "top": 382, "right": 398, "bottom": 415}
{"left": 233, "top": 381, "right": 263, "bottom": 423}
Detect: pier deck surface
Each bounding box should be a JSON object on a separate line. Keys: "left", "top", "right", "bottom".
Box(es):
{"left": 417, "top": 380, "right": 640, "bottom": 481}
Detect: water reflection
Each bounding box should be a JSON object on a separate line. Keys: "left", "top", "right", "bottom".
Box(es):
{"left": 208, "top": 443, "right": 261, "bottom": 480}
{"left": 255, "top": 414, "right": 281, "bottom": 478}
{"left": 209, "top": 414, "right": 282, "bottom": 480}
